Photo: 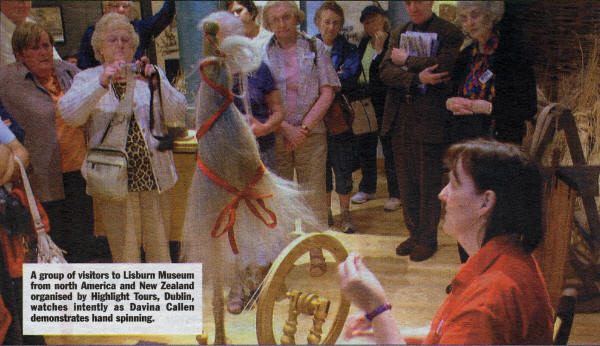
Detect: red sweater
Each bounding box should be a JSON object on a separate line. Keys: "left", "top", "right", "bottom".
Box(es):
{"left": 423, "top": 235, "right": 553, "bottom": 344}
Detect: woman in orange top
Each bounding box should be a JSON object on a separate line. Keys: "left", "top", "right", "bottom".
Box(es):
{"left": 0, "top": 22, "right": 97, "bottom": 263}
{"left": 338, "top": 139, "right": 553, "bottom": 344}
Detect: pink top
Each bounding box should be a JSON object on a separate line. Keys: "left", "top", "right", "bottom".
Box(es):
{"left": 282, "top": 46, "right": 299, "bottom": 120}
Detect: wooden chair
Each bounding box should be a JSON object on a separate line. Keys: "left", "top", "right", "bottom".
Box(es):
{"left": 526, "top": 103, "right": 600, "bottom": 309}
{"left": 553, "top": 288, "right": 577, "bottom": 345}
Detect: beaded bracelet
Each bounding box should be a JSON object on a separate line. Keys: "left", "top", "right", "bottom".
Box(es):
{"left": 365, "top": 303, "right": 392, "bottom": 322}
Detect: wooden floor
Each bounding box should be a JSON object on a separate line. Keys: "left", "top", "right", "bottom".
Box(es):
{"left": 45, "top": 169, "right": 600, "bottom": 344}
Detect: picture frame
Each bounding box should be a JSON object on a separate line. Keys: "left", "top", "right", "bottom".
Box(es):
{"left": 29, "top": 6, "right": 65, "bottom": 43}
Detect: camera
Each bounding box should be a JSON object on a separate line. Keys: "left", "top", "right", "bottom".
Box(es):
{"left": 120, "top": 62, "right": 143, "bottom": 76}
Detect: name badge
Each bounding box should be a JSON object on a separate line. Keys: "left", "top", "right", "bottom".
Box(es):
{"left": 303, "top": 52, "right": 315, "bottom": 60}
{"left": 479, "top": 69, "right": 493, "bottom": 84}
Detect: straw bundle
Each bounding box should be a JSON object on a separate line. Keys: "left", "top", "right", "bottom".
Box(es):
{"left": 539, "top": 38, "right": 600, "bottom": 167}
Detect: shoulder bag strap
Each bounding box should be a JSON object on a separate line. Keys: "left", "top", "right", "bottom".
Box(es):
{"left": 100, "top": 72, "right": 136, "bottom": 149}
{"left": 14, "top": 156, "right": 43, "bottom": 234}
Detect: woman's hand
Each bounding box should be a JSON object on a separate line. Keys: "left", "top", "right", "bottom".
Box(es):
{"left": 343, "top": 314, "right": 375, "bottom": 341}
{"left": 372, "top": 31, "right": 388, "bottom": 54}
{"left": 248, "top": 114, "right": 269, "bottom": 137}
{"left": 99, "top": 60, "right": 126, "bottom": 88}
{"left": 139, "top": 56, "right": 155, "bottom": 77}
{"left": 280, "top": 122, "right": 308, "bottom": 152}
{"left": 391, "top": 47, "right": 408, "bottom": 66}
{"left": 135, "top": 56, "right": 159, "bottom": 88}
{"left": 446, "top": 97, "right": 492, "bottom": 115}
{"left": 446, "top": 97, "right": 473, "bottom": 115}
{"left": 338, "top": 252, "right": 388, "bottom": 313}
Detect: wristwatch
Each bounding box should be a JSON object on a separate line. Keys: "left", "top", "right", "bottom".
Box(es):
{"left": 301, "top": 124, "right": 310, "bottom": 133}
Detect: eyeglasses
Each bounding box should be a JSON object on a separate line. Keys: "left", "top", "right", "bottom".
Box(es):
{"left": 105, "top": 35, "right": 131, "bottom": 46}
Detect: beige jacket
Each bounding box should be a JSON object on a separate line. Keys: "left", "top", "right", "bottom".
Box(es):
{"left": 58, "top": 65, "right": 187, "bottom": 193}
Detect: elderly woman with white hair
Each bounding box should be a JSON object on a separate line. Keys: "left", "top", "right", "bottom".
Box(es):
{"left": 262, "top": 0, "right": 340, "bottom": 277}
{"left": 58, "top": 13, "right": 187, "bottom": 263}
{"left": 445, "top": 1, "right": 537, "bottom": 263}
{"left": 446, "top": 1, "right": 537, "bottom": 146}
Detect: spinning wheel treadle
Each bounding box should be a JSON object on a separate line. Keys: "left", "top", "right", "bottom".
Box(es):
{"left": 256, "top": 233, "right": 350, "bottom": 344}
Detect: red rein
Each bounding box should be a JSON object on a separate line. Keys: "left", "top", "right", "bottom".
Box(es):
{"left": 196, "top": 53, "right": 277, "bottom": 255}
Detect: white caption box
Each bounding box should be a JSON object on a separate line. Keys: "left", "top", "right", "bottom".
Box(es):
{"left": 23, "top": 263, "right": 202, "bottom": 335}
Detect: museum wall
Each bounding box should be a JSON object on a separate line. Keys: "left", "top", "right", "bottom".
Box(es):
{"left": 31, "top": 1, "right": 103, "bottom": 59}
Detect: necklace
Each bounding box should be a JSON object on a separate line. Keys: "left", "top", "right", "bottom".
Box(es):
{"left": 111, "top": 81, "right": 127, "bottom": 100}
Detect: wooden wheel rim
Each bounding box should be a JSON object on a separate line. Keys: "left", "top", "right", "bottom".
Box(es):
{"left": 256, "top": 233, "right": 350, "bottom": 344}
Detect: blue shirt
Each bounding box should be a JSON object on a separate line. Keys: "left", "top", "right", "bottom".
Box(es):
{"left": 77, "top": 0, "right": 176, "bottom": 69}
{"left": 0, "top": 121, "right": 15, "bottom": 144}
{"left": 0, "top": 98, "right": 24, "bottom": 142}
{"left": 232, "top": 61, "right": 277, "bottom": 150}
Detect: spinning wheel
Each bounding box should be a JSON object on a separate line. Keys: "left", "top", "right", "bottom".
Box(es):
{"left": 256, "top": 233, "right": 350, "bottom": 344}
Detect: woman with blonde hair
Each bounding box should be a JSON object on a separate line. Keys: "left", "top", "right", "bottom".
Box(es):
{"left": 77, "top": 0, "right": 175, "bottom": 69}
{"left": 59, "top": 13, "right": 187, "bottom": 263}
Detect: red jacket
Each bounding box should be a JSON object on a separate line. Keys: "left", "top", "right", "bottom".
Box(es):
{"left": 423, "top": 235, "right": 553, "bottom": 344}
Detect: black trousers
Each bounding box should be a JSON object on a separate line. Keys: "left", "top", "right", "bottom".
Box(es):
{"left": 392, "top": 136, "right": 445, "bottom": 247}
{"left": 41, "top": 171, "right": 96, "bottom": 263}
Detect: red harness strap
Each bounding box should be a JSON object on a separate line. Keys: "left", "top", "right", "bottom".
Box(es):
{"left": 196, "top": 54, "right": 277, "bottom": 255}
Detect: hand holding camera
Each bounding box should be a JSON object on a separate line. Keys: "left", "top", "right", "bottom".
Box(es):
{"left": 99, "top": 57, "right": 156, "bottom": 88}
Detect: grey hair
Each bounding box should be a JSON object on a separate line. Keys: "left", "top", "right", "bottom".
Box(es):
{"left": 262, "top": 1, "right": 305, "bottom": 32}
{"left": 456, "top": 1, "right": 505, "bottom": 25}
{"left": 91, "top": 13, "right": 139, "bottom": 64}
{"left": 199, "top": 10, "right": 245, "bottom": 39}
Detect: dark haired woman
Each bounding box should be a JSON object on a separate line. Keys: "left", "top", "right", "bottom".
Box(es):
{"left": 338, "top": 139, "right": 553, "bottom": 344}
{"left": 226, "top": 0, "right": 272, "bottom": 53}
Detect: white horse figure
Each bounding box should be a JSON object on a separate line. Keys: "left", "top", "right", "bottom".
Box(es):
{"left": 180, "top": 16, "right": 318, "bottom": 344}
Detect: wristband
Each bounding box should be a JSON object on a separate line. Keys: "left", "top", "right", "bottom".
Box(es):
{"left": 365, "top": 303, "right": 391, "bottom": 322}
